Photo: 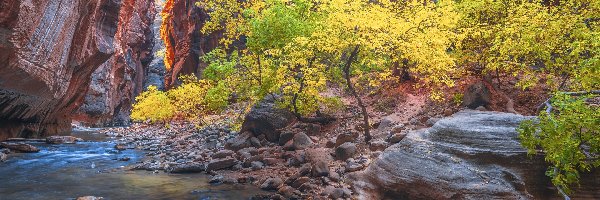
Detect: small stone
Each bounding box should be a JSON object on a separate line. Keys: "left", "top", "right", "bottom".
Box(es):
{"left": 476, "top": 106, "right": 487, "bottom": 111}
{"left": 322, "top": 186, "right": 346, "bottom": 199}
{"left": 251, "top": 161, "right": 264, "bottom": 170}
{"left": 369, "top": 141, "right": 387, "bottom": 151}
{"left": 263, "top": 158, "right": 278, "bottom": 166}
{"left": 283, "top": 140, "right": 295, "bottom": 151}
{"left": 250, "top": 137, "right": 261, "bottom": 147}
{"left": 292, "top": 132, "right": 313, "bottom": 150}
{"left": 311, "top": 161, "right": 330, "bottom": 177}
{"left": 299, "top": 163, "right": 311, "bottom": 176}
{"left": 278, "top": 131, "right": 295, "bottom": 146}
{"left": 334, "top": 134, "right": 354, "bottom": 147}
{"left": 209, "top": 175, "right": 224, "bottom": 184}
{"left": 206, "top": 158, "right": 237, "bottom": 172}
{"left": 335, "top": 142, "right": 356, "bottom": 160}
{"left": 76, "top": 196, "right": 103, "bottom": 200}
{"left": 329, "top": 171, "right": 341, "bottom": 182}
{"left": 298, "top": 183, "right": 316, "bottom": 192}
{"left": 260, "top": 177, "right": 283, "bottom": 191}
{"left": 277, "top": 185, "right": 300, "bottom": 199}
{"left": 345, "top": 161, "right": 365, "bottom": 172}
{"left": 443, "top": 109, "right": 453, "bottom": 116}
{"left": 325, "top": 139, "right": 335, "bottom": 148}
{"left": 118, "top": 157, "right": 131, "bottom": 161}
{"left": 114, "top": 144, "right": 127, "bottom": 151}
{"left": 0, "top": 152, "right": 7, "bottom": 162}
{"left": 225, "top": 131, "right": 253, "bottom": 151}
{"left": 291, "top": 176, "right": 310, "bottom": 188}
{"left": 388, "top": 132, "right": 407, "bottom": 144}
{"left": 390, "top": 124, "right": 405, "bottom": 133}
{"left": 212, "top": 150, "right": 234, "bottom": 159}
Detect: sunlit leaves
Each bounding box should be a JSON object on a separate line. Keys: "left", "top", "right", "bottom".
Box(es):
{"left": 518, "top": 93, "right": 600, "bottom": 194}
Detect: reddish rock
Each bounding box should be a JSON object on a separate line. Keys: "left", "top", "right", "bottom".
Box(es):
{"left": 74, "top": 0, "right": 156, "bottom": 126}
{"left": 160, "top": 0, "right": 222, "bottom": 88}
{"left": 0, "top": 0, "right": 155, "bottom": 139}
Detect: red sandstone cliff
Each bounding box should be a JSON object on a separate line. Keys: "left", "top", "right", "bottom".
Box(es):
{"left": 160, "top": 0, "right": 221, "bottom": 88}
{"left": 0, "top": 0, "right": 163, "bottom": 139}
{"left": 0, "top": 0, "right": 125, "bottom": 140}
{"left": 73, "top": 0, "right": 156, "bottom": 127}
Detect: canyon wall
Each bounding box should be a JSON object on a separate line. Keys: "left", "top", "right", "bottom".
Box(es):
{"left": 0, "top": 0, "right": 123, "bottom": 140}
{"left": 160, "top": 0, "right": 220, "bottom": 88}
{"left": 73, "top": 0, "right": 156, "bottom": 127}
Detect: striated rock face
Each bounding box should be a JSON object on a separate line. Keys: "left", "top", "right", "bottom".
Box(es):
{"left": 353, "top": 110, "right": 600, "bottom": 199}
{"left": 0, "top": 0, "right": 123, "bottom": 140}
{"left": 160, "top": 0, "right": 221, "bottom": 88}
{"left": 73, "top": 0, "right": 156, "bottom": 127}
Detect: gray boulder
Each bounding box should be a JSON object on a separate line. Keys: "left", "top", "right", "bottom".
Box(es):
{"left": 462, "top": 82, "right": 491, "bottom": 109}
{"left": 240, "top": 97, "right": 296, "bottom": 142}
{"left": 352, "top": 110, "right": 600, "bottom": 199}
{"left": 225, "top": 131, "right": 253, "bottom": 151}
{"left": 168, "top": 162, "right": 205, "bottom": 173}
{"left": 205, "top": 158, "right": 237, "bottom": 172}
{"left": 335, "top": 142, "right": 356, "bottom": 161}
{"left": 292, "top": 132, "right": 313, "bottom": 150}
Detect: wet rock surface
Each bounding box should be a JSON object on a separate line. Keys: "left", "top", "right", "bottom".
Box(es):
{"left": 46, "top": 136, "right": 79, "bottom": 144}
{"left": 0, "top": 142, "right": 40, "bottom": 153}
{"left": 353, "top": 110, "right": 600, "bottom": 199}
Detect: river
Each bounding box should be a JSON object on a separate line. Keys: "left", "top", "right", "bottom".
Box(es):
{"left": 0, "top": 131, "right": 264, "bottom": 200}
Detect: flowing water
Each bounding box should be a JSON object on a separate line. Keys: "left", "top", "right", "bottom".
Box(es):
{"left": 0, "top": 131, "right": 264, "bottom": 200}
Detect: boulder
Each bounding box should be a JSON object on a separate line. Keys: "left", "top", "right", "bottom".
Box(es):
{"left": 353, "top": 110, "right": 600, "bottom": 199}
{"left": 240, "top": 97, "right": 296, "bottom": 143}
{"left": 292, "top": 132, "right": 313, "bottom": 150}
{"left": 260, "top": 177, "right": 283, "bottom": 191}
{"left": 335, "top": 142, "right": 356, "bottom": 160}
{"left": 168, "top": 163, "right": 205, "bottom": 173}
{"left": 278, "top": 130, "right": 295, "bottom": 146}
{"left": 212, "top": 150, "right": 234, "bottom": 159}
{"left": 462, "top": 82, "right": 491, "bottom": 109}
{"left": 225, "top": 131, "right": 253, "bottom": 151}
{"left": 205, "top": 158, "right": 237, "bottom": 172}
{"left": 0, "top": 142, "right": 39, "bottom": 153}
{"left": 46, "top": 136, "right": 78, "bottom": 144}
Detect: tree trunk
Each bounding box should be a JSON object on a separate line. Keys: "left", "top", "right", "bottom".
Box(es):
{"left": 343, "top": 45, "right": 371, "bottom": 143}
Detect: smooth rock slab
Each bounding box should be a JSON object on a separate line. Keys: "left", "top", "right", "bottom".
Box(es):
{"left": 353, "top": 110, "right": 600, "bottom": 199}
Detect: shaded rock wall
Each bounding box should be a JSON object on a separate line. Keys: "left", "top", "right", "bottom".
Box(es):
{"left": 353, "top": 110, "right": 600, "bottom": 199}
{"left": 0, "top": 0, "right": 123, "bottom": 140}
{"left": 160, "top": 0, "right": 221, "bottom": 88}
{"left": 73, "top": 0, "right": 156, "bottom": 127}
